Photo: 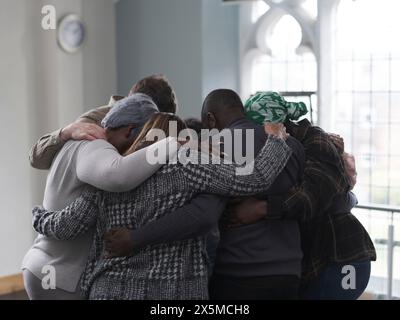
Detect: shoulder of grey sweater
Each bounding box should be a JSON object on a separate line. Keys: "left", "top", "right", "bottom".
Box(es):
{"left": 76, "top": 139, "right": 114, "bottom": 156}
{"left": 51, "top": 139, "right": 91, "bottom": 175}
{"left": 59, "top": 139, "right": 92, "bottom": 154}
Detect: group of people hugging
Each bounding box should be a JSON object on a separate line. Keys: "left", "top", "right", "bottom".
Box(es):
{"left": 21, "top": 74, "right": 376, "bottom": 300}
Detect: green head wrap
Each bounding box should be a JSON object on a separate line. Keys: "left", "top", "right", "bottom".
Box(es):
{"left": 244, "top": 91, "right": 308, "bottom": 124}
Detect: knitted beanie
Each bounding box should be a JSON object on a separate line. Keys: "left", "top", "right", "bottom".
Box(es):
{"left": 101, "top": 93, "right": 159, "bottom": 128}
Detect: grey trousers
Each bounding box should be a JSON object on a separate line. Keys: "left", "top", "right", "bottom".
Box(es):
{"left": 22, "top": 269, "right": 83, "bottom": 300}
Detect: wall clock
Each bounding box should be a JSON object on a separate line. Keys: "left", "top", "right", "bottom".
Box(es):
{"left": 57, "top": 14, "right": 86, "bottom": 53}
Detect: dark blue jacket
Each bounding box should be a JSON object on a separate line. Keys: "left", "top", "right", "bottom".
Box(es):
{"left": 213, "top": 117, "right": 305, "bottom": 278}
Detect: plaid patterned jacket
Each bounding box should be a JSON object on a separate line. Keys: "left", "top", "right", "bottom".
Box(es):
{"left": 32, "top": 136, "right": 291, "bottom": 300}
{"left": 268, "top": 120, "right": 376, "bottom": 283}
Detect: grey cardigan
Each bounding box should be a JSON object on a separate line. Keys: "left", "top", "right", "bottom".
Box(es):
{"left": 22, "top": 137, "right": 178, "bottom": 292}
{"left": 32, "top": 136, "right": 291, "bottom": 300}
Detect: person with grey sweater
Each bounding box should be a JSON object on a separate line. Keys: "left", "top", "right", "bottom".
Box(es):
{"left": 22, "top": 93, "right": 179, "bottom": 299}
{"left": 24, "top": 75, "right": 228, "bottom": 300}
{"left": 31, "top": 105, "right": 292, "bottom": 299}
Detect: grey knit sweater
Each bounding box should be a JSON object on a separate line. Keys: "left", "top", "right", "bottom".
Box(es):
{"left": 32, "top": 136, "right": 291, "bottom": 300}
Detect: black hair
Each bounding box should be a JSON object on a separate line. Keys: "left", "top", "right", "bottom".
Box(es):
{"left": 202, "top": 89, "right": 244, "bottom": 117}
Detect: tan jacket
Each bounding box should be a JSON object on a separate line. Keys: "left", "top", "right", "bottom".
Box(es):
{"left": 29, "top": 95, "right": 124, "bottom": 170}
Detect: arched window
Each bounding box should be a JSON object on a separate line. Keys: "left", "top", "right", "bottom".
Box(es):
{"left": 241, "top": 0, "right": 400, "bottom": 298}
{"left": 242, "top": 0, "right": 318, "bottom": 123}
{"left": 243, "top": 0, "right": 400, "bottom": 207}
{"left": 250, "top": 15, "right": 316, "bottom": 92}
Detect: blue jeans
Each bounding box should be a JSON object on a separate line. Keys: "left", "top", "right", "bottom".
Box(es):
{"left": 300, "top": 261, "right": 371, "bottom": 300}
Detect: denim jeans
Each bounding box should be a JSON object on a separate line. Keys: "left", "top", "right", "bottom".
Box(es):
{"left": 300, "top": 261, "right": 371, "bottom": 300}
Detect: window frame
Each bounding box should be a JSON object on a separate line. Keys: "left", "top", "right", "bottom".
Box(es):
{"left": 239, "top": 0, "right": 340, "bottom": 130}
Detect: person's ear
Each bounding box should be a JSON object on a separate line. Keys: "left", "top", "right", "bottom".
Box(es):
{"left": 125, "top": 125, "right": 136, "bottom": 138}
{"left": 207, "top": 112, "right": 217, "bottom": 129}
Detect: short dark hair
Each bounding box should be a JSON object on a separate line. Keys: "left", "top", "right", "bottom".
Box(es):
{"left": 202, "top": 89, "right": 244, "bottom": 118}
{"left": 129, "top": 75, "right": 178, "bottom": 114}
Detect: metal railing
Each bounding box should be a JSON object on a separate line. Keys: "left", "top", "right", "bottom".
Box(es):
{"left": 355, "top": 203, "right": 400, "bottom": 299}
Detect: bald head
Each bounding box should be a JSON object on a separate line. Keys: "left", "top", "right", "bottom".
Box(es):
{"left": 201, "top": 89, "right": 245, "bottom": 130}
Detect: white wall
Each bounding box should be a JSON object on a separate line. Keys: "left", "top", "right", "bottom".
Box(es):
{"left": 202, "top": 0, "right": 239, "bottom": 99}
{"left": 0, "top": 0, "right": 116, "bottom": 277}
{"left": 0, "top": 0, "right": 35, "bottom": 278}
{"left": 0, "top": 0, "right": 238, "bottom": 278}
{"left": 116, "top": 0, "right": 239, "bottom": 118}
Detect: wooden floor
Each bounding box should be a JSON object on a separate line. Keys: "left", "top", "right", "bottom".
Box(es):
{"left": 0, "top": 290, "right": 378, "bottom": 300}
{"left": 0, "top": 290, "right": 29, "bottom": 300}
